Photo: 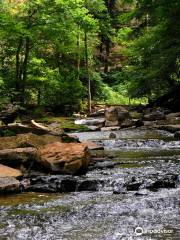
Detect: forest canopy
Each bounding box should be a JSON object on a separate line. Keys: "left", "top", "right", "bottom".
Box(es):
{"left": 0, "top": 0, "right": 179, "bottom": 112}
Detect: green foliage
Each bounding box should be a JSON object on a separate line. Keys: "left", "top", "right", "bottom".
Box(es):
{"left": 0, "top": 0, "right": 179, "bottom": 110}
{"left": 171, "top": 59, "right": 180, "bottom": 83}
{"left": 119, "top": 0, "right": 180, "bottom": 99}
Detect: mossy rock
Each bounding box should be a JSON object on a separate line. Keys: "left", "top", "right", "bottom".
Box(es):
{"left": 37, "top": 116, "right": 89, "bottom": 132}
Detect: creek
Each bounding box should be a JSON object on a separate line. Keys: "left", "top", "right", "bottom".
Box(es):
{"left": 0, "top": 128, "right": 179, "bottom": 240}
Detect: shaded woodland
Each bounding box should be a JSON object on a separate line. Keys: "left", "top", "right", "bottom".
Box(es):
{"left": 0, "top": 0, "right": 180, "bottom": 113}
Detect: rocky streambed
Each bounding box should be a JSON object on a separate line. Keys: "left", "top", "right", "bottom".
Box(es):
{"left": 0, "top": 127, "right": 179, "bottom": 239}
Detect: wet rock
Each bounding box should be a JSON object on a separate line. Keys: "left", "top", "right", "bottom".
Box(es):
{"left": 105, "top": 107, "right": 129, "bottom": 127}
{"left": 36, "top": 142, "right": 90, "bottom": 174}
{"left": 135, "top": 189, "right": 149, "bottom": 196}
{"left": 113, "top": 186, "right": 127, "bottom": 194}
{"left": 101, "top": 126, "right": 120, "bottom": 131}
{"left": 158, "top": 125, "right": 180, "bottom": 133}
{"left": 83, "top": 141, "right": 104, "bottom": 150}
{"left": 109, "top": 132, "right": 116, "bottom": 139}
{"left": 133, "top": 119, "right": 144, "bottom": 128}
{"left": 29, "top": 175, "right": 104, "bottom": 193}
{"left": 85, "top": 118, "right": 105, "bottom": 127}
{"left": 30, "top": 175, "right": 78, "bottom": 193}
{"left": 125, "top": 178, "right": 142, "bottom": 191}
{"left": 174, "top": 131, "right": 180, "bottom": 139}
{"left": 19, "top": 179, "right": 31, "bottom": 192}
{"left": 147, "top": 175, "right": 177, "bottom": 190}
{"left": 87, "top": 126, "right": 101, "bottom": 131}
{"left": 143, "top": 110, "right": 165, "bottom": 121}
{"left": 30, "top": 175, "right": 62, "bottom": 192}
{"left": 77, "top": 179, "right": 104, "bottom": 191}
{"left": 90, "top": 161, "right": 117, "bottom": 170}
{"left": 121, "top": 119, "right": 134, "bottom": 128}
{"left": 60, "top": 178, "right": 77, "bottom": 192}
{"left": 75, "top": 118, "right": 105, "bottom": 127}
{"left": 0, "top": 164, "right": 22, "bottom": 178}
{"left": 139, "top": 179, "right": 156, "bottom": 189}
{"left": 0, "top": 177, "right": 20, "bottom": 193}
{"left": 90, "top": 157, "right": 108, "bottom": 162}
{"left": 103, "top": 138, "right": 180, "bottom": 150}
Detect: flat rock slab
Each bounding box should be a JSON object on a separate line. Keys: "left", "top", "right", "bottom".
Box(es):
{"left": 83, "top": 141, "right": 104, "bottom": 150}
{"left": 37, "top": 142, "right": 90, "bottom": 174}
{"left": 29, "top": 175, "right": 104, "bottom": 193}
{"left": 75, "top": 118, "right": 105, "bottom": 127}
{"left": 165, "top": 112, "right": 180, "bottom": 119}
{"left": 87, "top": 126, "right": 101, "bottom": 131}
{"left": 158, "top": 125, "right": 180, "bottom": 133}
{"left": 0, "top": 164, "right": 22, "bottom": 178}
{"left": 0, "top": 177, "right": 20, "bottom": 192}
{"left": 0, "top": 147, "right": 36, "bottom": 165}
{"left": 0, "top": 133, "right": 62, "bottom": 150}
{"left": 101, "top": 126, "right": 120, "bottom": 131}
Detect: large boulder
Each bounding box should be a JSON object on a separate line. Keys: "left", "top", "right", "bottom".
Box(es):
{"left": 105, "top": 107, "right": 119, "bottom": 127}
{"left": 0, "top": 133, "right": 62, "bottom": 150}
{"left": 36, "top": 142, "right": 90, "bottom": 174}
{"left": 165, "top": 112, "right": 180, "bottom": 124}
{"left": 0, "top": 177, "right": 20, "bottom": 192}
{"left": 158, "top": 124, "right": 180, "bottom": 133}
{"left": 0, "top": 147, "right": 36, "bottom": 165}
{"left": 105, "top": 107, "right": 130, "bottom": 127}
{"left": 143, "top": 108, "right": 165, "bottom": 121}
{"left": 166, "top": 112, "right": 180, "bottom": 119}
{"left": 174, "top": 131, "right": 180, "bottom": 139}
{"left": 0, "top": 164, "right": 22, "bottom": 178}
{"left": 0, "top": 104, "right": 21, "bottom": 125}
{"left": 29, "top": 175, "right": 104, "bottom": 193}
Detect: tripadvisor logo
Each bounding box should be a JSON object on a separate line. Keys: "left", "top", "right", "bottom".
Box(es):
{"left": 134, "top": 227, "right": 173, "bottom": 236}
{"left": 135, "top": 227, "right": 144, "bottom": 236}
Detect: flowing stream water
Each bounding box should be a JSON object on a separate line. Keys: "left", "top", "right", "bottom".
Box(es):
{"left": 0, "top": 128, "right": 180, "bottom": 240}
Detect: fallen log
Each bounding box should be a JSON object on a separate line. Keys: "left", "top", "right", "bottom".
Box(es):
{"left": 0, "top": 122, "right": 61, "bottom": 136}
{"left": 31, "top": 119, "right": 50, "bottom": 131}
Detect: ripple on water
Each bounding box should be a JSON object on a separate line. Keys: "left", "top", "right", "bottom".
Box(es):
{"left": 0, "top": 128, "right": 179, "bottom": 240}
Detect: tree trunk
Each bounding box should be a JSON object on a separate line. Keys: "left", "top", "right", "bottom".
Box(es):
{"left": 84, "top": 30, "right": 91, "bottom": 114}
{"left": 56, "top": 52, "right": 61, "bottom": 74}
{"left": 104, "top": 40, "right": 110, "bottom": 73}
{"left": 77, "top": 30, "right": 80, "bottom": 80}
{"left": 15, "top": 37, "right": 23, "bottom": 92}
{"left": 37, "top": 88, "right": 41, "bottom": 105}
{"left": 21, "top": 37, "right": 30, "bottom": 104}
